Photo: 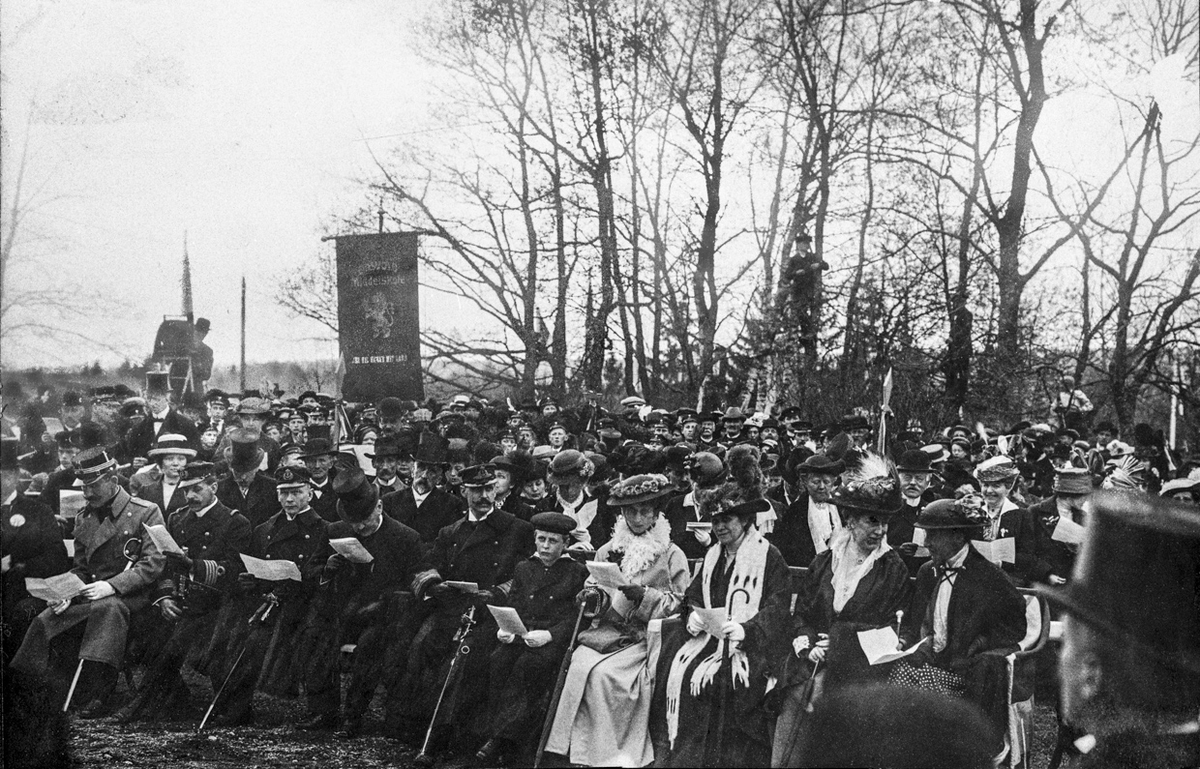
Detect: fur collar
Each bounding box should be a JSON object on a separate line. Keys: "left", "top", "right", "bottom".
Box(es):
{"left": 607, "top": 515, "right": 672, "bottom": 578}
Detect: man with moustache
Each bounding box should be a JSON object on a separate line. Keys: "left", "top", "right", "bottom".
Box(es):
{"left": 301, "top": 438, "right": 340, "bottom": 523}
{"left": 11, "top": 448, "right": 166, "bottom": 718}
{"left": 888, "top": 449, "right": 943, "bottom": 574}
{"left": 382, "top": 432, "right": 467, "bottom": 549}
{"left": 216, "top": 429, "right": 282, "bottom": 529}
{"left": 369, "top": 436, "right": 409, "bottom": 495}
{"left": 117, "top": 461, "right": 252, "bottom": 721}
{"left": 297, "top": 466, "right": 424, "bottom": 738}
{"left": 771, "top": 454, "right": 845, "bottom": 567}
{"left": 394, "top": 465, "right": 534, "bottom": 751}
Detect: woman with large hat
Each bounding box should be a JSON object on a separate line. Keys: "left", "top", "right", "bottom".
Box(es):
{"left": 138, "top": 433, "right": 197, "bottom": 515}
{"left": 661, "top": 481, "right": 793, "bottom": 767}
{"left": 543, "top": 474, "right": 690, "bottom": 767}
{"left": 771, "top": 455, "right": 912, "bottom": 766}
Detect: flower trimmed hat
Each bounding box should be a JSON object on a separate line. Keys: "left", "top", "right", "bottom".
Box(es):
{"left": 608, "top": 473, "right": 675, "bottom": 506}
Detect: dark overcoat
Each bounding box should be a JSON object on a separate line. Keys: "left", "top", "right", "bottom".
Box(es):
{"left": 216, "top": 473, "right": 281, "bottom": 530}
{"left": 382, "top": 487, "right": 466, "bottom": 549}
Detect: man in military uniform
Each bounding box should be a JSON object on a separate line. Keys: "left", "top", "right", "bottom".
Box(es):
{"left": 381, "top": 432, "right": 466, "bottom": 550}
{"left": 393, "top": 464, "right": 534, "bottom": 750}
{"left": 216, "top": 429, "right": 281, "bottom": 529}
{"left": 117, "top": 461, "right": 252, "bottom": 721}
{"left": 202, "top": 465, "right": 328, "bottom": 726}
{"left": 475, "top": 512, "right": 589, "bottom": 764}
{"left": 2, "top": 437, "right": 71, "bottom": 661}
{"left": 298, "top": 466, "right": 425, "bottom": 738}
{"left": 11, "top": 447, "right": 166, "bottom": 717}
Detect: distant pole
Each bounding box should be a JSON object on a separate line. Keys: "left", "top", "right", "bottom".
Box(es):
{"left": 240, "top": 276, "right": 247, "bottom": 392}
{"left": 378, "top": 197, "right": 385, "bottom": 233}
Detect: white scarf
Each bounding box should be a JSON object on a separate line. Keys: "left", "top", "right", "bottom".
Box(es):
{"left": 607, "top": 514, "right": 672, "bottom": 579}
{"left": 829, "top": 528, "right": 892, "bottom": 613}
{"left": 665, "top": 529, "right": 770, "bottom": 747}
{"left": 808, "top": 497, "right": 841, "bottom": 554}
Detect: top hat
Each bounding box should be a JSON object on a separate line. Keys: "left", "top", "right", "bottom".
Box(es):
{"left": 73, "top": 447, "right": 117, "bottom": 483}
{"left": 194, "top": 317, "right": 211, "bottom": 334}
{"left": 145, "top": 371, "right": 171, "bottom": 395}
{"left": 365, "top": 436, "right": 410, "bottom": 460}
{"left": 1036, "top": 491, "right": 1200, "bottom": 717}
{"left": 841, "top": 414, "right": 870, "bottom": 431}
{"left": 300, "top": 438, "right": 338, "bottom": 459}
{"left": 227, "top": 428, "right": 265, "bottom": 472}
{"left": 149, "top": 433, "right": 197, "bottom": 460}
{"left": 411, "top": 431, "right": 450, "bottom": 465}
{"left": 333, "top": 466, "right": 379, "bottom": 521}
{"left": 608, "top": 473, "right": 675, "bottom": 506}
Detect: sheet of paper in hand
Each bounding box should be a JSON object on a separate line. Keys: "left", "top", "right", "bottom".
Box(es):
{"left": 240, "top": 554, "right": 302, "bottom": 581}
{"left": 26, "top": 572, "right": 87, "bottom": 603}
{"left": 691, "top": 607, "right": 729, "bottom": 638}
{"left": 487, "top": 605, "right": 529, "bottom": 637}
{"left": 971, "top": 537, "right": 1015, "bottom": 565}
{"left": 143, "top": 524, "right": 184, "bottom": 555}
{"left": 329, "top": 537, "right": 374, "bottom": 564}
{"left": 60, "top": 490, "right": 86, "bottom": 519}
{"left": 586, "top": 560, "right": 629, "bottom": 588}
{"left": 1051, "top": 516, "right": 1085, "bottom": 545}
{"left": 858, "top": 626, "right": 928, "bottom": 666}
{"left": 911, "top": 527, "right": 930, "bottom": 558}
{"left": 685, "top": 521, "right": 712, "bottom": 531}
{"left": 444, "top": 580, "right": 480, "bottom": 592}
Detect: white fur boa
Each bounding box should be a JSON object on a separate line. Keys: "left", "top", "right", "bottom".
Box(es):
{"left": 665, "top": 529, "right": 770, "bottom": 747}
{"left": 606, "top": 514, "right": 672, "bottom": 579}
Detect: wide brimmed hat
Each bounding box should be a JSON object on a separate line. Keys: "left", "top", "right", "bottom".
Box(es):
{"left": 548, "top": 450, "right": 593, "bottom": 482}
{"left": 1034, "top": 491, "right": 1200, "bottom": 714}
{"left": 795, "top": 455, "right": 845, "bottom": 476}
{"left": 227, "top": 428, "right": 265, "bottom": 472}
{"left": 178, "top": 461, "right": 217, "bottom": 489}
{"left": 1160, "top": 477, "right": 1200, "bottom": 497}
{"left": 608, "top": 473, "right": 675, "bottom": 506}
{"left": 148, "top": 433, "right": 197, "bottom": 459}
{"left": 73, "top": 447, "right": 117, "bottom": 483}
{"left": 974, "top": 456, "right": 1019, "bottom": 483}
{"left": 914, "top": 495, "right": 989, "bottom": 530}
{"left": 832, "top": 472, "right": 903, "bottom": 517}
{"left": 620, "top": 395, "right": 646, "bottom": 408}
{"left": 895, "top": 449, "right": 934, "bottom": 473}
{"left": 333, "top": 466, "right": 379, "bottom": 521}
{"left": 711, "top": 497, "right": 773, "bottom": 522}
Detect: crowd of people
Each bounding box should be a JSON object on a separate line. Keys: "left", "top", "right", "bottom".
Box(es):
{"left": 1, "top": 372, "right": 1198, "bottom": 768}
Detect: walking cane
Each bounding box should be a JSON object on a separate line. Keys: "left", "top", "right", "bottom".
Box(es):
{"left": 415, "top": 605, "right": 477, "bottom": 767}
{"left": 704, "top": 587, "right": 751, "bottom": 767}
{"left": 197, "top": 593, "right": 278, "bottom": 732}
{"left": 534, "top": 590, "right": 600, "bottom": 768}
{"left": 62, "top": 538, "right": 142, "bottom": 712}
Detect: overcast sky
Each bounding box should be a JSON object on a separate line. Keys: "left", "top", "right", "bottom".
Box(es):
{"left": 1, "top": 0, "right": 1195, "bottom": 373}
{"left": 2, "top": 0, "right": 438, "bottom": 370}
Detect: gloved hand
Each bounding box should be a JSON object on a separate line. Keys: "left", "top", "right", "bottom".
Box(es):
{"left": 692, "top": 528, "right": 712, "bottom": 545}
{"left": 497, "top": 630, "right": 516, "bottom": 644}
{"left": 159, "top": 597, "right": 183, "bottom": 621}
{"left": 792, "top": 635, "right": 811, "bottom": 657}
{"left": 721, "top": 621, "right": 745, "bottom": 643}
{"left": 323, "top": 553, "right": 349, "bottom": 577}
{"left": 618, "top": 584, "right": 646, "bottom": 603}
{"left": 524, "top": 630, "right": 552, "bottom": 648}
{"left": 686, "top": 611, "right": 705, "bottom": 637}
{"left": 165, "top": 550, "right": 194, "bottom": 571}
{"left": 807, "top": 634, "right": 830, "bottom": 664}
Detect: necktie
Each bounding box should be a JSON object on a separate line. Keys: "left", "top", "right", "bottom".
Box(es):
{"left": 936, "top": 565, "right": 962, "bottom": 587}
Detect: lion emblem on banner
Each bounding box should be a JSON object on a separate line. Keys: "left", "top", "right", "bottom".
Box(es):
{"left": 362, "top": 291, "right": 394, "bottom": 340}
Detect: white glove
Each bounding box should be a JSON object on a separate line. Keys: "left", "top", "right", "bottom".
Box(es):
{"left": 792, "top": 635, "right": 810, "bottom": 657}
{"left": 524, "top": 630, "right": 552, "bottom": 648}
{"left": 692, "top": 528, "right": 712, "bottom": 545}
{"left": 807, "top": 645, "right": 826, "bottom": 664}
{"left": 497, "top": 630, "right": 516, "bottom": 644}
{"left": 721, "top": 621, "right": 745, "bottom": 643}
{"left": 686, "top": 611, "right": 704, "bottom": 636}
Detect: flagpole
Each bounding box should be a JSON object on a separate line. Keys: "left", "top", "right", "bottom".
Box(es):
{"left": 240, "top": 276, "right": 247, "bottom": 392}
